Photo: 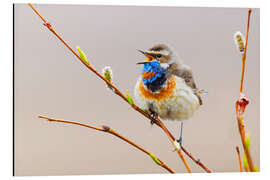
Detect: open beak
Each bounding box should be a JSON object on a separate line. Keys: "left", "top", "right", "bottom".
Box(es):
{"left": 136, "top": 50, "right": 154, "bottom": 65}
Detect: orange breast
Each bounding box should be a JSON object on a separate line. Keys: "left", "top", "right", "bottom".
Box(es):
{"left": 139, "top": 76, "right": 176, "bottom": 101}
{"left": 141, "top": 72, "right": 157, "bottom": 79}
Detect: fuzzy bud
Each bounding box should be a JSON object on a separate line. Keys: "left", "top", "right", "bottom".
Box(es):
{"left": 102, "top": 66, "right": 114, "bottom": 91}
{"left": 234, "top": 31, "right": 245, "bottom": 54}
{"left": 102, "top": 66, "right": 113, "bottom": 82}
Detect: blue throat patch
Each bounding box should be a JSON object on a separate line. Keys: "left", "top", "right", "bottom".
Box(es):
{"left": 142, "top": 60, "right": 167, "bottom": 85}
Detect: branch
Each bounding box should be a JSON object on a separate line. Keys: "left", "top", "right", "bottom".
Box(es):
{"left": 240, "top": 9, "right": 252, "bottom": 93}
{"left": 28, "top": 3, "right": 212, "bottom": 173}
{"left": 235, "top": 9, "right": 255, "bottom": 172}
{"left": 38, "top": 115, "right": 175, "bottom": 174}
{"left": 181, "top": 146, "right": 212, "bottom": 173}
{"left": 153, "top": 115, "right": 192, "bottom": 172}
{"left": 236, "top": 146, "right": 243, "bottom": 172}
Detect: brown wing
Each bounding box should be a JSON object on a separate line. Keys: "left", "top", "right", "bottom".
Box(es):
{"left": 172, "top": 64, "right": 203, "bottom": 105}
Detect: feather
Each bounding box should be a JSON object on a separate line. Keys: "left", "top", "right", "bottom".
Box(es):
{"left": 172, "top": 63, "right": 203, "bottom": 105}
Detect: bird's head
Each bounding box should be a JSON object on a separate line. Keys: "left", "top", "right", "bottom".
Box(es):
{"left": 137, "top": 44, "right": 176, "bottom": 85}
{"left": 137, "top": 44, "right": 175, "bottom": 65}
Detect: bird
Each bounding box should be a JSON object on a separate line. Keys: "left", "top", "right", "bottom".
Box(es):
{"left": 134, "top": 43, "right": 204, "bottom": 146}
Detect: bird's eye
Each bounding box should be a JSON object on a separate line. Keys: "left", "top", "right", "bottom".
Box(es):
{"left": 156, "top": 54, "right": 162, "bottom": 58}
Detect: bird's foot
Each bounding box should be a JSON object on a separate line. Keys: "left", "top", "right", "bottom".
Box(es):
{"left": 177, "top": 137, "right": 183, "bottom": 147}
{"left": 177, "top": 122, "right": 184, "bottom": 147}
{"left": 149, "top": 110, "right": 158, "bottom": 125}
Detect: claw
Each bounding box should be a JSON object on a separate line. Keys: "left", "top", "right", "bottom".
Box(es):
{"left": 150, "top": 118, "right": 158, "bottom": 125}
{"left": 177, "top": 137, "right": 183, "bottom": 147}
{"left": 149, "top": 110, "right": 158, "bottom": 125}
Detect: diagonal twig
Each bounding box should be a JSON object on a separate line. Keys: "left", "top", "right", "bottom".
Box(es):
{"left": 38, "top": 115, "right": 175, "bottom": 173}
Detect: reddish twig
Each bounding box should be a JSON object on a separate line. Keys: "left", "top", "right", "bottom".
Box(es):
{"left": 181, "top": 146, "right": 212, "bottom": 173}
{"left": 28, "top": 3, "right": 211, "bottom": 173}
{"left": 236, "top": 146, "right": 243, "bottom": 172}
{"left": 240, "top": 9, "right": 252, "bottom": 93}
{"left": 154, "top": 114, "right": 192, "bottom": 173}
{"left": 235, "top": 9, "right": 255, "bottom": 172}
{"left": 38, "top": 115, "right": 175, "bottom": 173}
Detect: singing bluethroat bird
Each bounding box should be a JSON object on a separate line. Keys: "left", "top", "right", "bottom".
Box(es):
{"left": 134, "top": 44, "right": 203, "bottom": 145}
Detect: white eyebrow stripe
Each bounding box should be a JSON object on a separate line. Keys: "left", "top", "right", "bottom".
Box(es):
{"left": 160, "top": 50, "right": 169, "bottom": 56}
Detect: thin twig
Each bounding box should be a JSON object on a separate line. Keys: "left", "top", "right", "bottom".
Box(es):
{"left": 147, "top": 118, "right": 211, "bottom": 173}
{"left": 154, "top": 114, "right": 192, "bottom": 172}
{"left": 38, "top": 115, "right": 175, "bottom": 174}
{"left": 236, "top": 146, "right": 243, "bottom": 172}
{"left": 28, "top": 3, "right": 211, "bottom": 173}
{"left": 153, "top": 116, "right": 191, "bottom": 172}
{"left": 181, "top": 146, "right": 212, "bottom": 173}
{"left": 156, "top": 116, "right": 211, "bottom": 173}
{"left": 240, "top": 9, "right": 252, "bottom": 93}
{"left": 236, "top": 9, "right": 255, "bottom": 172}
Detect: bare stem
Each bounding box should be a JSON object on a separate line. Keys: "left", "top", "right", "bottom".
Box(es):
{"left": 38, "top": 115, "right": 175, "bottom": 173}
{"left": 152, "top": 115, "right": 190, "bottom": 172}
{"left": 240, "top": 9, "right": 252, "bottom": 93}
{"left": 236, "top": 9, "right": 255, "bottom": 172}
{"left": 181, "top": 146, "right": 212, "bottom": 173}
{"left": 28, "top": 3, "right": 211, "bottom": 173}
{"left": 236, "top": 146, "right": 243, "bottom": 172}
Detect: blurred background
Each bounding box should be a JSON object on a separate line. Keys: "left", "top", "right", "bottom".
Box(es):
{"left": 14, "top": 4, "right": 260, "bottom": 175}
